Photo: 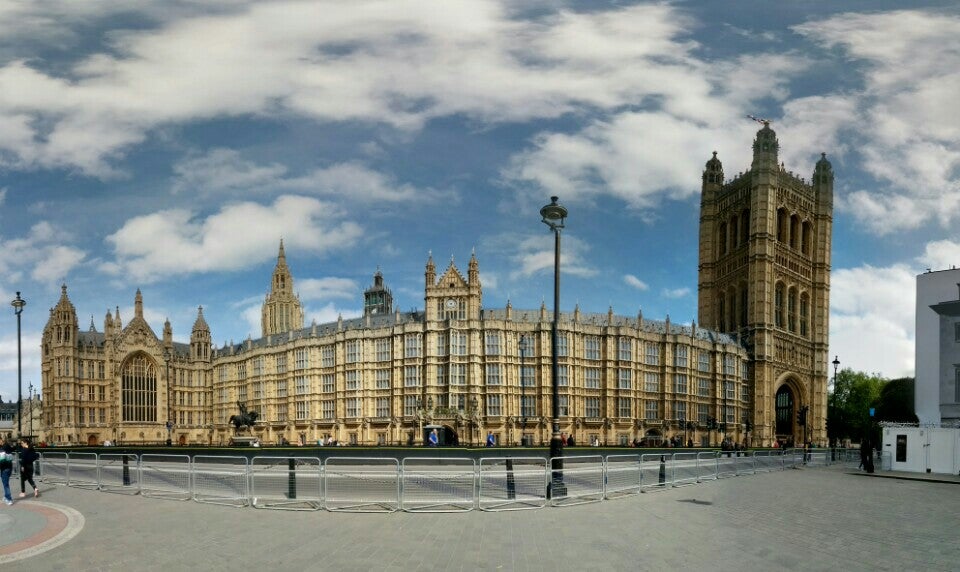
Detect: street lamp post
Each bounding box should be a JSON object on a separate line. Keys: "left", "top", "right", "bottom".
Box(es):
{"left": 28, "top": 383, "right": 34, "bottom": 438}
{"left": 519, "top": 334, "right": 528, "bottom": 446}
{"left": 11, "top": 292, "right": 26, "bottom": 437}
{"left": 832, "top": 356, "right": 840, "bottom": 391}
{"left": 164, "top": 350, "right": 172, "bottom": 446}
{"left": 541, "top": 196, "right": 568, "bottom": 494}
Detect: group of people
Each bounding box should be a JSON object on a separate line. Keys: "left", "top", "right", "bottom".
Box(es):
{"left": 0, "top": 439, "right": 40, "bottom": 506}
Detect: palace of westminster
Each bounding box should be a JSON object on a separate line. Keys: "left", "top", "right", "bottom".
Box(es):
{"left": 37, "top": 123, "right": 833, "bottom": 448}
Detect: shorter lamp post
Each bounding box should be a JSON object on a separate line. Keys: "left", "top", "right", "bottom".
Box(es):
{"left": 28, "top": 382, "right": 34, "bottom": 438}
{"left": 470, "top": 396, "right": 479, "bottom": 446}
{"left": 11, "top": 292, "right": 26, "bottom": 438}
{"left": 164, "top": 349, "right": 172, "bottom": 446}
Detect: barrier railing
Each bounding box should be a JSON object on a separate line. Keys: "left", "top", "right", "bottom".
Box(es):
{"left": 325, "top": 457, "right": 399, "bottom": 512}
{"left": 672, "top": 452, "right": 700, "bottom": 487}
{"left": 401, "top": 457, "right": 475, "bottom": 512}
{"left": 550, "top": 455, "right": 603, "bottom": 506}
{"left": 250, "top": 456, "right": 322, "bottom": 511}
{"left": 192, "top": 455, "right": 249, "bottom": 508}
{"left": 34, "top": 448, "right": 851, "bottom": 514}
{"left": 640, "top": 454, "right": 672, "bottom": 492}
{"left": 67, "top": 452, "right": 100, "bottom": 490}
{"left": 140, "top": 454, "right": 192, "bottom": 501}
{"left": 38, "top": 452, "right": 69, "bottom": 485}
{"left": 604, "top": 454, "right": 641, "bottom": 498}
{"left": 478, "top": 457, "right": 547, "bottom": 511}
{"left": 99, "top": 453, "right": 140, "bottom": 494}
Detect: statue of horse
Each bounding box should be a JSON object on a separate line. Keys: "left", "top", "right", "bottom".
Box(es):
{"left": 229, "top": 401, "right": 259, "bottom": 433}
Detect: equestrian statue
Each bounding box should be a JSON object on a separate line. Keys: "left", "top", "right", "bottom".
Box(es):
{"left": 229, "top": 401, "right": 259, "bottom": 434}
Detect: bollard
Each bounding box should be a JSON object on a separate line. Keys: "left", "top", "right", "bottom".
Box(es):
{"left": 658, "top": 455, "right": 666, "bottom": 486}
{"left": 287, "top": 458, "right": 297, "bottom": 499}
{"left": 505, "top": 458, "right": 516, "bottom": 500}
{"left": 122, "top": 455, "right": 131, "bottom": 486}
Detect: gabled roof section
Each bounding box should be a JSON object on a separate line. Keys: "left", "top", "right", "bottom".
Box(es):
{"left": 436, "top": 261, "right": 467, "bottom": 288}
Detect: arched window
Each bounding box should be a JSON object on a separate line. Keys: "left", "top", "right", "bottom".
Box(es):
{"left": 801, "top": 221, "right": 813, "bottom": 255}
{"left": 718, "top": 296, "right": 726, "bottom": 332}
{"left": 775, "top": 283, "right": 785, "bottom": 328}
{"left": 728, "top": 290, "right": 736, "bottom": 332}
{"left": 740, "top": 285, "right": 748, "bottom": 328}
{"left": 787, "top": 287, "right": 797, "bottom": 332}
{"left": 719, "top": 222, "right": 728, "bottom": 255}
{"left": 730, "top": 215, "right": 739, "bottom": 248}
{"left": 740, "top": 209, "right": 750, "bottom": 244}
{"left": 790, "top": 214, "right": 800, "bottom": 249}
{"left": 800, "top": 293, "right": 809, "bottom": 337}
{"left": 122, "top": 354, "right": 157, "bottom": 423}
{"left": 776, "top": 208, "right": 788, "bottom": 242}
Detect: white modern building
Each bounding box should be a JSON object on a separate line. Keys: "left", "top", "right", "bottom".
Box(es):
{"left": 882, "top": 269, "right": 960, "bottom": 475}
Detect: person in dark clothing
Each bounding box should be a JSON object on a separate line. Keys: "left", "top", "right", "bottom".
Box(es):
{"left": 859, "top": 438, "right": 874, "bottom": 473}
{"left": 18, "top": 439, "right": 39, "bottom": 498}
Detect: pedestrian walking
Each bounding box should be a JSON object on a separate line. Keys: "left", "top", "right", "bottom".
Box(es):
{"left": 18, "top": 439, "right": 39, "bottom": 498}
{"left": 485, "top": 431, "right": 495, "bottom": 447}
{"left": 0, "top": 440, "right": 14, "bottom": 505}
{"left": 428, "top": 429, "right": 439, "bottom": 447}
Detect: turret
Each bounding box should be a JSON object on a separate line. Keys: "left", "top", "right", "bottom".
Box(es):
{"left": 190, "top": 306, "right": 212, "bottom": 361}
{"left": 425, "top": 251, "right": 436, "bottom": 288}
{"left": 751, "top": 122, "right": 779, "bottom": 171}
{"left": 468, "top": 249, "right": 480, "bottom": 286}
{"left": 261, "top": 240, "right": 304, "bottom": 337}
{"left": 46, "top": 283, "right": 79, "bottom": 346}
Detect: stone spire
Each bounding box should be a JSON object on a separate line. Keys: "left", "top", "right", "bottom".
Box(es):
{"left": 261, "top": 240, "right": 304, "bottom": 337}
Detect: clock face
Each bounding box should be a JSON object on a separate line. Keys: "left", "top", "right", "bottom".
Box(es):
{"left": 445, "top": 298, "right": 457, "bottom": 309}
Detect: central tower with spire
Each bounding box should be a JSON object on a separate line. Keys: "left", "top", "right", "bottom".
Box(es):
{"left": 261, "top": 239, "right": 304, "bottom": 337}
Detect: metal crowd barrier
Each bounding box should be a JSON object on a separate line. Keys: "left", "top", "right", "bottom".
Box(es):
{"left": 250, "top": 456, "right": 322, "bottom": 511}
{"left": 192, "top": 455, "right": 249, "bottom": 507}
{"left": 34, "top": 447, "right": 853, "bottom": 514}
{"left": 640, "top": 454, "right": 673, "bottom": 492}
{"left": 478, "top": 457, "right": 547, "bottom": 511}
{"left": 140, "top": 454, "right": 192, "bottom": 501}
{"left": 604, "top": 454, "right": 641, "bottom": 498}
{"left": 324, "top": 457, "right": 399, "bottom": 512}
{"left": 401, "top": 457, "right": 475, "bottom": 512}
{"left": 550, "top": 455, "right": 603, "bottom": 506}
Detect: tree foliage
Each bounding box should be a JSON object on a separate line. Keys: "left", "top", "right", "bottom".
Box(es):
{"left": 827, "top": 370, "right": 917, "bottom": 442}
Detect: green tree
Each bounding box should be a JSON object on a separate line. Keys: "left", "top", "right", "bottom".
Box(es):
{"left": 827, "top": 369, "right": 885, "bottom": 442}
{"left": 876, "top": 377, "right": 918, "bottom": 423}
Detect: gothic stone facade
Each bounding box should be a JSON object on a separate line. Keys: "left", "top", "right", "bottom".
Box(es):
{"left": 40, "top": 125, "right": 830, "bottom": 448}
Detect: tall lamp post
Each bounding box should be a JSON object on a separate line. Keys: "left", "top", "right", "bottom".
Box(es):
{"left": 831, "top": 356, "right": 840, "bottom": 391}
{"left": 164, "top": 349, "right": 172, "bottom": 446}
{"left": 541, "top": 196, "right": 567, "bottom": 492}
{"left": 11, "top": 292, "right": 26, "bottom": 437}
{"left": 519, "top": 334, "right": 528, "bottom": 446}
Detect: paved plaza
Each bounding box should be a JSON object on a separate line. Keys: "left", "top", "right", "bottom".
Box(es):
{"left": 1, "top": 466, "right": 958, "bottom": 571}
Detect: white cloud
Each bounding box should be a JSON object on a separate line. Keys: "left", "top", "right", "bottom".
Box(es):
{"left": 172, "top": 148, "right": 287, "bottom": 195}
{"left": 296, "top": 277, "right": 358, "bottom": 302}
{"left": 490, "top": 233, "right": 597, "bottom": 280}
{"left": 0, "top": 1, "right": 761, "bottom": 176}
{"left": 0, "top": 221, "right": 86, "bottom": 284}
{"left": 829, "top": 263, "right": 916, "bottom": 378}
{"left": 918, "top": 239, "right": 960, "bottom": 271}
{"left": 661, "top": 287, "right": 690, "bottom": 299}
{"left": 623, "top": 274, "right": 648, "bottom": 291}
{"left": 794, "top": 10, "right": 960, "bottom": 232}
{"left": 306, "top": 303, "right": 362, "bottom": 327}
{"left": 102, "top": 195, "right": 364, "bottom": 283}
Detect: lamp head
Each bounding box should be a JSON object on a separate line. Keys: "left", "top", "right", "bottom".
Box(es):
{"left": 11, "top": 291, "right": 26, "bottom": 312}
{"left": 540, "top": 196, "right": 568, "bottom": 231}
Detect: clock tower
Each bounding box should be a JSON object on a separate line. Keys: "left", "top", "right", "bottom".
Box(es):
{"left": 424, "top": 250, "right": 482, "bottom": 322}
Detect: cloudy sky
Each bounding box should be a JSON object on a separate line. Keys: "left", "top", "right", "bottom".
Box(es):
{"left": 2, "top": 0, "right": 959, "bottom": 401}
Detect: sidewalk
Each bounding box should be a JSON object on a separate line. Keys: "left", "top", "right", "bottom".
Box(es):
{"left": 858, "top": 469, "right": 960, "bottom": 485}
{"left": 2, "top": 467, "right": 959, "bottom": 571}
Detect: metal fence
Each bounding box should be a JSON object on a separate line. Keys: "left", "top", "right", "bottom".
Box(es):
{"left": 32, "top": 448, "right": 861, "bottom": 513}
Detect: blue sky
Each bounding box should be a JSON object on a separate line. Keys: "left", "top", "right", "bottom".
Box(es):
{"left": 2, "top": 0, "right": 960, "bottom": 401}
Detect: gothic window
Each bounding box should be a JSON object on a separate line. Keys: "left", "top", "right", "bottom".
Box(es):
{"left": 801, "top": 221, "right": 813, "bottom": 255}
{"left": 777, "top": 208, "right": 788, "bottom": 242}
{"left": 740, "top": 209, "right": 750, "bottom": 244}
{"left": 740, "top": 285, "right": 748, "bottom": 327}
{"left": 718, "top": 296, "right": 726, "bottom": 331}
{"left": 788, "top": 287, "right": 797, "bottom": 332}
{"left": 800, "top": 293, "right": 810, "bottom": 337}
{"left": 775, "top": 283, "right": 785, "bottom": 328}
{"left": 121, "top": 354, "right": 157, "bottom": 423}
{"left": 719, "top": 222, "right": 728, "bottom": 255}
{"left": 790, "top": 214, "right": 800, "bottom": 249}
{"left": 775, "top": 386, "right": 794, "bottom": 435}
{"left": 730, "top": 214, "right": 739, "bottom": 248}
{"left": 728, "top": 290, "right": 736, "bottom": 331}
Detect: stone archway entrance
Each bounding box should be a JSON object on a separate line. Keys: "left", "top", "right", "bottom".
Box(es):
{"left": 775, "top": 385, "right": 796, "bottom": 444}
{"left": 178, "top": 434, "right": 187, "bottom": 446}
{"left": 643, "top": 429, "right": 664, "bottom": 446}
{"left": 86, "top": 434, "right": 98, "bottom": 446}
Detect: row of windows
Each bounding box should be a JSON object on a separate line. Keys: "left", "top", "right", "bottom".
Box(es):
{"left": 218, "top": 337, "right": 727, "bottom": 380}
{"left": 239, "top": 395, "right": 743, "bottom": 423}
